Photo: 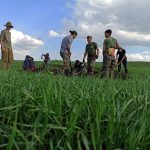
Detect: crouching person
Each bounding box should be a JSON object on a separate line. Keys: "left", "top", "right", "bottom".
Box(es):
{"left": 83, "top": 36, "right": 99, "bottom": 75}
{"left": 23, "top": 55, "right": 35, "bottom": 72}
{"left": 73, "top": 60, "right": 87, "bottom": 76}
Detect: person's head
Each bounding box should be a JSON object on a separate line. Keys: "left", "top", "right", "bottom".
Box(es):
{"left": 118, "top": 48, "right": 123, "bottom": 52}
{"left": 75, "top": 60, "right": 80, "bottom": 65}
{"left": 46, "top": 53, "right": 49, "bottom": 56}
{"left": 4, "top": 22, "right": 14, "bottom": 31}
{"left": 105, "top": 29, "right": 112, "bottom": 38}
{"left": 70, "top": 30, "right": 78, "bottom": 39}
{"left": 87, "top": 36, "right": 92, "bottom": 43}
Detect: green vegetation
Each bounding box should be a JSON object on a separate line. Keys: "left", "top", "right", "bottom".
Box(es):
{"left": 0, "top": 61, "right": 150, "bottom": 150}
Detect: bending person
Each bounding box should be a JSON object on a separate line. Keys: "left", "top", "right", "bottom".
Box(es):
{"left": 116, "top": 48, "right": 128, "bottom": 75}
{"left": 60, "top": 30, "right": 77, "bottom": 75}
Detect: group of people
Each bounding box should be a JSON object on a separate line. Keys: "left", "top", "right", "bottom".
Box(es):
{"left": 60, "top": 30, "right": 128, "bottom": 78}
{"left": 23, "top": 53, "right": 50, "bottom": 71}
{"left": 0, "top": 21, "right": 128, "bottom": 78}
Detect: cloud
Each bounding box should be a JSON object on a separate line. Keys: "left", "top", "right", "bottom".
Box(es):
{"left": 127, "top": 51, "right": 150, "bottom": 61}
{"left": 46, "top": 0, "right": 150, "bottom": 61}
{"left": 49, "top": 30, "right": 61, "bottom": 38}
{"left": 61, "top": 0, "right": 150, "bottom": 58}
{"left": 117, "top": 30, "right": 150, "bottom": 42}
{"left": 11, "top": 29, "right": 44, "bottom": 60}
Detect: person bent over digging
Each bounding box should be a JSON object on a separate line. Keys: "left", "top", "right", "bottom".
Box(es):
{"left": 101, "top": 29, "right": 121, "bottom": 79}
{"left": 0, "top": 21, "right": 14, "bottom": 69}
{"left": 60, "top": 30, "right": 77, "bottom": 76}
{"left": 116, "top": 48, "right": 128, "bottom": 75}
{"left": 83, "top": 36, "right": 99, "bottom": 75}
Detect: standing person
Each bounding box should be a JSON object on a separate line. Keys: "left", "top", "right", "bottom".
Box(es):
{"left": 60, "top": 30, "right": 77, "bottom": 75}
{"left": 101, "top": 29, "right": 120, "bottom": 78}
{"left": 116, "top": 48, "right": 128, "bottom": 75}
{"left": 0, "top": 21, "right": 14, "bottom": 69}
{"left": 83, "top": 36, "right": 99, "bottom": 75}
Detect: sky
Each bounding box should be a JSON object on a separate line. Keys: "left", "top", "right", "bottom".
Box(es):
{"left": 0, "top": 0, "right": 150, "bottom": 62}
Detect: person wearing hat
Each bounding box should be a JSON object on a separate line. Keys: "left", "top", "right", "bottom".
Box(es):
{"left": 83, "top": 36, "right": 99, "bottom": 75}
{"left": 101, "top": 29, "right": 121, "bottom": 78}
{"left": 60, "top": 30, "right": 77, "bottom": 75}
{"left": 0, "top": 21, "right": 14, "bottom": 69}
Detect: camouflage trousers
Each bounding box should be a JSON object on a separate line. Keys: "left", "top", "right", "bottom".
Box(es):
{"left": 1, "top": 48, "right": 14, "bottom": 69}
{"left": 87, "top": 57, "right": 96, "bottom": 75}
{"left": 101, "top": 55, "right": 116, "bottom": 78}
{"left": 60, "top": 51, "right": 71, "bottom": 74}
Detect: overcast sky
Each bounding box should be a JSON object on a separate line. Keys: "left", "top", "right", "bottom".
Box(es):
{"left": 0, "top": 0, "right": 150, "bottom": 61}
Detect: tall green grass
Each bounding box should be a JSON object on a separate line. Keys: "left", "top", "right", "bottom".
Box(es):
{"left": 0, "top": 61, "right": 150, "bottom": 150}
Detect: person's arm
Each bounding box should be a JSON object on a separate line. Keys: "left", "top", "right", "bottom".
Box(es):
{"left": 83, "top": 51, "right": 87, "bottom": 62}
{"left": 115, "top": 40, "right": 121, "bottom": 49}
{"left": 96, "top": 47, "right": 100, "bottom": 59}
{"left": 0, "top": 31, "right": 5, "bottom": 50}
{"left": 83, "top": 45, "right": 88, "bottom": 62}
{"left": 95, "top": 43, "right": 99, "bottom": 58}
{"left": 116, "top": 52, "right": 118, "bottom": 60}
{"left": 97, "top": 48, "right": 100, "bottom": 56}
{"left": 121, "top": 51, "right": 126, "bottom": 62}
{"left": 67, "top": 44, "right": 72, "bottom": 56}
{"left": 41, "top": 54, "right": 45, "bottom": 60}
{"left": 116, "top": 52, "right": 119, "bottom": 64}
{"left": 103, "top": 40, "right": 106, "bottom": 56}
{"left": 67, "top": 37, "right": 73, "bottom": 56}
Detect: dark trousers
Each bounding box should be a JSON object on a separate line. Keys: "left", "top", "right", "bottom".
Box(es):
{"left": 118, "top": 59, "right": 128, "bottom": 74}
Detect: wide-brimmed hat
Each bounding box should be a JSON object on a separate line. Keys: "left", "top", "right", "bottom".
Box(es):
{"left": 4, "top": 22, "right": 14, "bottom": 28}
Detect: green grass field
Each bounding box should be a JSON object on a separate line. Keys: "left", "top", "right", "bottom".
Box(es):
{"left": 0, "top": 61, "right": 150, "bottom": 150}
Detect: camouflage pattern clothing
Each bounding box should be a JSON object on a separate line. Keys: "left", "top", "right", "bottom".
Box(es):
{"left": 73, "top": 60, "right": 87, "bottom": 76}
{"left": 85, "top": 42, "right": 98, "bottom": 74}
{"left": 60, "top": 51, "right": 71, "bottom": 74}
{"left": 60, "top": 35, "right": 74, "bottom": 75}
{"left": 101, "top": 37, "right": 117, "bottom": 78}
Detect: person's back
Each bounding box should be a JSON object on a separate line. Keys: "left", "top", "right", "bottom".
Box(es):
{"left": 60, "top": 30, "right": 78, "bottom": 76}
{"left": 116, "top": 48, "right": 128, "bottom": 74}
{"left": 60, "top": 35, "right": 73, "bottom": 53}
{"left": 23, "top": 55, "right": 35, "bottom": 71}
{"left": 117, "top": 49, "right": 127, "bottom": 61}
